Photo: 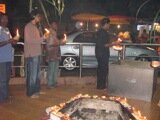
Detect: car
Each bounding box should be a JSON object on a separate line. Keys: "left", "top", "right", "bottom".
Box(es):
{"left": 60, "top": 31, "right": 159, "bottom": 70}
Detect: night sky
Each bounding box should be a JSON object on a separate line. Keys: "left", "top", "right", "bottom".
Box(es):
{"left": 0, "top": 0, "right": 160, "bottom": 36}
{"left": 1, "top": 0, "right": 160, "bottom": 22}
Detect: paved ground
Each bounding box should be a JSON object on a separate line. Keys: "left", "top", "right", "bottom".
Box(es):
{"left": 0, "top": 75, "right": 160, "bottom": 120}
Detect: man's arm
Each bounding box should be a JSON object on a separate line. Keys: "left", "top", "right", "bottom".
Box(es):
{"left": 0, "top": 38, "right": 18, "bottom": 47}
{"left": 0, "top": 40, "right": 11, "bottom": 47}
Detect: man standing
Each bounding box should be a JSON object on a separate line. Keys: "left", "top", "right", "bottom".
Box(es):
{"left": 46, "top": 21, "right": 66, "bottom": 88}
{"left": 24, "top": 10, "right": 48, "bottom": 98}
{"left": 0, "top": 13, "right": 20, "bottom": 103}
{"left": 95, "top": 17, "right": 111, "bottom": 90}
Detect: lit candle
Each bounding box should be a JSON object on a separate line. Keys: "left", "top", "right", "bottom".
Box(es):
{"left": 16, "top": 29, "right": 20, "bottom": 37}
{"left": 44, "top": 28, "right": 50, "bottom": 34}
{"left": 64, "top": 33, "right": 67, "bottom": 41}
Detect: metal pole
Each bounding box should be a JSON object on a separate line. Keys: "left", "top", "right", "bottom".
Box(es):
{"left": 79, "top": 44, "right": 83, "bottom": 78}
{"left": 122, "top": 45, "right": 126, "bottom": 60}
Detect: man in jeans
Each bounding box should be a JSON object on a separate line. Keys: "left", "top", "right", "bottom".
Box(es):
{"left": 46, "top": 21, "right": 66, "bottom": 88}
{"left": 24, "top": 10, "right": 48, "bottom": 98}
{"left": 0, "top": 13, "right": 20, "bottom": 103}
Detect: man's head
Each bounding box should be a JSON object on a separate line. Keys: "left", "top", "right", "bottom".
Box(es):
{"left": 100, "top": 17, "right": 110, "bottom": 30}
{"left": 30, "top": 10, "right": 42, "bottom": 24}
{"left": 50, "top": 21, "right": 58, "bottom": 31}
{"left": 0, "top": 13, "right": 8, "bottom": 27}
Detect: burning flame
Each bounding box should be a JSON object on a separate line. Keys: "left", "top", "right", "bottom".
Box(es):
{"left": 64, "top": 34, "right": 67, "bottom": 41}
{"left": 112, "top": 37, "right": 123, "bottom": 51}
{"left": 16, "top": 29, "right": 20, "bottom": 37}
{"left": 47, "top": 94, "right": 147, "bottom": 120}
{"left": 44, "top": 28, "right": 50, "bottom": 34}
{"left": 112, "top": 45, "right": 123, "bottom": 51}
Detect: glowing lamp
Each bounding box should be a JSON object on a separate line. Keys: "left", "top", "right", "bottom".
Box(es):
{"left": 95, "top": 23, "right": 99, "bottom": 28}
{"left": 79, "top": 22, "right": 83, "bottom": 26}
{"left": 117, "top": 24, "right": 121, "bottom": 29}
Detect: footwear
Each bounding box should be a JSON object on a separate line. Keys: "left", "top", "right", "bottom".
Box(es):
{"left": 47, "top": 86, "right": 55, "bottom": 89}
{"left": 39, "top": 91, "right": 46, "bottom": 95}
{"left": 30, "top": 94, "right": 39, "bottom": 98}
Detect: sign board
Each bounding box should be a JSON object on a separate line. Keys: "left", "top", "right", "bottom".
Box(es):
{"left": 0, "top": 4, "right": 6, "bottom": 13}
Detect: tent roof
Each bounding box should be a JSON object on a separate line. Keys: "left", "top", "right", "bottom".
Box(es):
{"left": 72, "top": 13, "right": 135, "bottom": 24}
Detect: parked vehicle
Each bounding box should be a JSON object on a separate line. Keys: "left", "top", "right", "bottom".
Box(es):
{"left": 14, "top": 32, "right": 159, "bottom": 71}
{"left": 60, "top": 31, "right": 159, "bottom": 70}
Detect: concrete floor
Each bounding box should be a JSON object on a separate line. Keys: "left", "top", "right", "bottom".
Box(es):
{"left": 0, "top": 76, "right": 160, "bottom": 120}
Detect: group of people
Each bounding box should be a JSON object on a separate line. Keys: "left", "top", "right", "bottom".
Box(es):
{"left": 0, "top": 10, "right": 67, "bottom": 102}
{"left": 0, "top": 9, "right": 119, "bottom": 103}
{"left": 0, "top": 12, "right": 20, "bottom": 103}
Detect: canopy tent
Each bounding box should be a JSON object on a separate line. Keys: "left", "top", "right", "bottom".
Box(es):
{"left": 72, "top": 13, "right": 105, "bottom": 22}
{"left": 72, "top": 13, "right": 134, "bottom": 24}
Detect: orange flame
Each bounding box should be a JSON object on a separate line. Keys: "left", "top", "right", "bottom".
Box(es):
{"left": 64, "top": 34, "right": 67, "bottom": 41}
{"left": 112, "top": 45, "right": 123, "bottom": 51}
{"left": 48, "top": 94, "right": 147, "bottom": 120}
{"left": 44, "top": 28, "right": 50, "bottom": 34}
{"left": 16, "top": 29, "right": 20, "bottom": 37}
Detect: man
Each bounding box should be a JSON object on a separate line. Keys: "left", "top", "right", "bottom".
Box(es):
{"left": 95, "top": 17, "right": 111, "bottom": 90}
{"left": 0, "top": 13, "right": 20, "bottom": 103}
{"left": 24, "top": 10, "right": 48, "bottom": 98}
{"left": 46, "top": 21, "right": 66, "bottom": 88}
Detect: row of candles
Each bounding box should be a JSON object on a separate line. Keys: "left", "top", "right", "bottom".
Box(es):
{"left": 15, "top": 28, "right": 67, "bottom": 41}
{"left": 48, "top": 94, "right": 147, "bottom": 120}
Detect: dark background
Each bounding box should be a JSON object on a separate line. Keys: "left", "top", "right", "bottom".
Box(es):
{"left": 0, "top": 0, "right": 160, "bottom": 37}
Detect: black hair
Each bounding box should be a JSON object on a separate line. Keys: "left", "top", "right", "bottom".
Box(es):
{"left": 100, "top": 17, "right": 110, "bottom": 26}
{"left": 30, "top": 9, "right": 41, "bottom": 20}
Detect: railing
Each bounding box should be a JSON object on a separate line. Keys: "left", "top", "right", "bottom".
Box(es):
{"left": 13, "top": 42, "right": 160, "bottom": 78}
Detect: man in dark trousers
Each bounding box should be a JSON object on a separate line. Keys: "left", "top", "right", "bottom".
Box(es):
{"left": 95, "top": 17, "right": 111, "bottom": 90}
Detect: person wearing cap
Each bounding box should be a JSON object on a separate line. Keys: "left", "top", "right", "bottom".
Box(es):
{"left": 0, "top": 13, "right": 20, "bottom": 103}
{"left": 95, "top": 17, "right": 111, "bottom": 90}
{"left": 24, "top": 10, "right": 49, "bottom": 98}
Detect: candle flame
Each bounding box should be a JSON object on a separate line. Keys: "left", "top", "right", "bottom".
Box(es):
{"left": 44, "top": 28, "right": 50, "bottom": 34}
{"left": 16, "top": 29, "right": 20, "bottom": 37}
{"left": 64, "top": 33, "right": 67, "bottom": 41}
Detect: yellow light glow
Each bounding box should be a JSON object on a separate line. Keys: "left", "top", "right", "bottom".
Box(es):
{"left": 117, "top": 24, "right": 121, "bottom": 29}
{"left": 16, "top": 29, "right": 20, "bottom": 37}
{"left": 95, "top": 23, "right": 99, "bottom": 28}
{"left": 80, "top": 22, "right": 83, "bottom": 26}
{"left": 44, "top": 28, "right": 50, "bottom": 34}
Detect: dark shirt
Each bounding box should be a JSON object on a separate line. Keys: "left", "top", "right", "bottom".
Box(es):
{"left": 95, "top": 28, "right": 110, "bottom": 58}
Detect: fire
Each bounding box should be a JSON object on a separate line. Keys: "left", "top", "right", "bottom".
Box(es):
{"left": 47, "top": 94, "right": 147, "bottom": 120}
{"left": 112, "top": 45, "right": 123, "bottom": 51}
{"left": 44, "top": 28, "right": 50, "bottom": 34}
{"left": 16, "top": 29, "right": 20, "bottom": 37}
{"left": 64, "top": 34, "right": 67, "bottom": 41}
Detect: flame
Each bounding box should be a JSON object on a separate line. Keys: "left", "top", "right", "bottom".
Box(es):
{"left": 47, "top": 94, "right": 147, "bottom": 120}
{"left": 118, "top": 38, "right": 122, "bottom": 42}
{"left": 112, "top": 45, "right": 123, "bottom": 51}
{"left": 16, "top": 29, "right": 20, "bottom": 37}
{"left": 64, "top": 33, "right": 67, "bottom": 41}
{"left": 44, "top": 28, "right": 50, "bottom": 34}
